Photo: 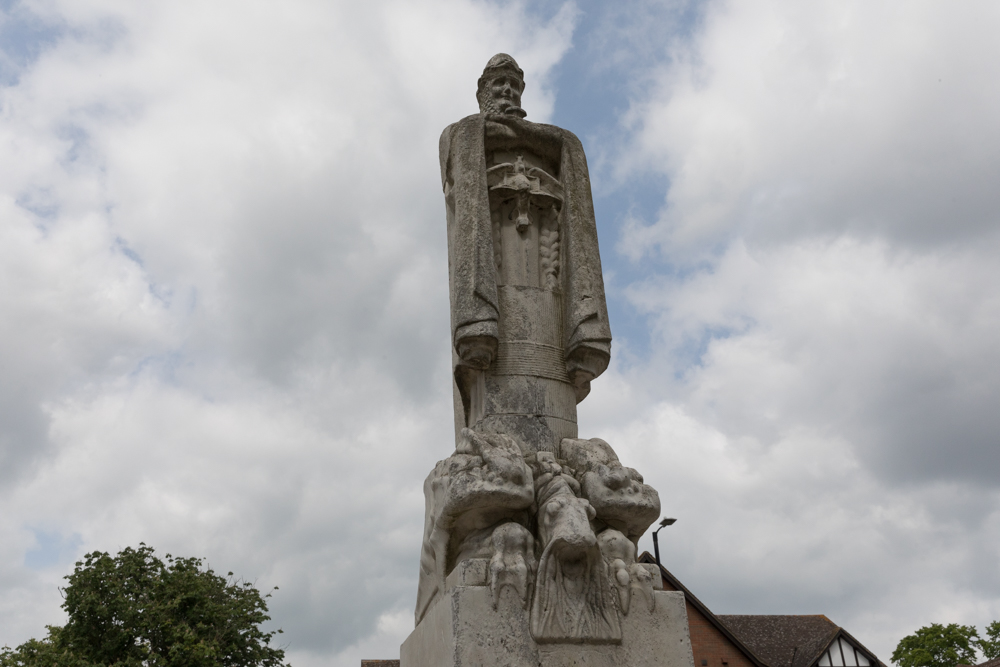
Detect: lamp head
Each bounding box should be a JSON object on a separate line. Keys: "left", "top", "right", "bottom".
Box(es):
{"left": 659, "top": 517, "right": 677, "bottom": 527}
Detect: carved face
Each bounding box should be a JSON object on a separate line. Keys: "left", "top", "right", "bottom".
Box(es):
{"left": 579, "top": 465, "right": 659, "bottom": 538}
{"left": 537, "top": 494, "right": 597, "bottom": 556}
{"left": 597, "top": 529, "right": 635, "bottom": 565}
{"left": 593, "top": 463, "right": 645, "bottom": 494}
{"left": 486, "top": 71, "right": 523, "bottom": 115}
{"left": 560, "top": 437, "right": 661, "bottom": 541}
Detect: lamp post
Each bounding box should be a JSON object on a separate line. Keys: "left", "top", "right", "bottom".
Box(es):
{"left": 652, "top": 517, "right": 676, "bottom": 568}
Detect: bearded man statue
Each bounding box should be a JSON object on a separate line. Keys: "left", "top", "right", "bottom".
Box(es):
{"left": 439, "top": 53, "right": 612, "bottom": 454}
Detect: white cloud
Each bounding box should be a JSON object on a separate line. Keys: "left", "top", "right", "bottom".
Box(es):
{"left": 591, "top": 398, "right": 1000, "bottom": 662}
{"left": 593, "top": 0, "right": 1000, "bottom": 659}
{"left": 625, "top": 237, "right": 1000, "bottom": 485}
{"left": 618, "top": 0, "right": 1000, "bottom": 260}
{"left": 0, "top": 0, "right": 579, "bottom": 660}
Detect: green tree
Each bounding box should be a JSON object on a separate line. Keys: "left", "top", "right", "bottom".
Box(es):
{"left": 0, "top": 544, "right": 287, "bottom": 667}
{"left": 979, "top": 621, "right": 1000, "bottom": 662}
{"left": 892, "top": 623, "right": 980, "bottom": 667}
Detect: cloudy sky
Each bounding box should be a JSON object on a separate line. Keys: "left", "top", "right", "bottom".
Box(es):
{"left": 1, "top": 0, "right": 998, "bottom": 664}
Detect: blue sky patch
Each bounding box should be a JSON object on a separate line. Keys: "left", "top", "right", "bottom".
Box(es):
{"left": 0, "top": 1, "right": 64, "bottom": 87}
{"left": 24, "top": 528, "right": 82, "bottom": 570}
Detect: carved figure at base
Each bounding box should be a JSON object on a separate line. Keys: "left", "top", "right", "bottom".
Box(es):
{"left": 597, "top": 528, "right": 656, "bottom": 616}
{"left": 561, "top": 437, "right": 660, "bottom": 543}
{"left": 489, "top": 521, "right": 536, "bottom": 609}
{"left": 530, "top": 451, "right": 619, "bottom": 643}
{"left": 416, "top": 428, "right": 534, "bottom": 623}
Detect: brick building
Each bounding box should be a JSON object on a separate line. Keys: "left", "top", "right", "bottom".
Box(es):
{"left": 637, "top": 552, "right": 884, "bottom": 667}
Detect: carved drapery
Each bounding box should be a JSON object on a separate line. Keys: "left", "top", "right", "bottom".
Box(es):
{"left": 440, "top": 113, "right": 612, "bottom": 449}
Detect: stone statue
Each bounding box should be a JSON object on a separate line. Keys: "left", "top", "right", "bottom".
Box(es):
{"left": 439, "top": 52, "right": 612, "bottom": 451}
{"left": 401, "top": 55, "right": 694, "bottom": 667}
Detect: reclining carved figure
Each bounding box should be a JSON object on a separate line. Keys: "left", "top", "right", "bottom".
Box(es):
{"left": 416, "top": 428, "right": 534, "bottom": 624}
{"left": 560, "top": 437, "right": 660, "bottom": 545}
{"left": 529, "top": 451, "right": 620, "bottom": 643}
{"left": 415, "top": 432, "right": 662, "bottom": 644}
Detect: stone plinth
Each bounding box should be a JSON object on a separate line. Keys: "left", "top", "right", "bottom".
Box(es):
{"left": 401, "top": 560, "right": 695, "bottom": 667}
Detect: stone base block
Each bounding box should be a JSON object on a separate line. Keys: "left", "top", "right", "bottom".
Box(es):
{"left": 400, "top": 561, "right": 694, "bottom": 667}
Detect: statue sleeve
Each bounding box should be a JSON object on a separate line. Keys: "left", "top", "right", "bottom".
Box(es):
{"left": 558, "top": 129, "right": 612, "bottom": 358}
{"left": 440, "top": 115, "right": 500, "bottom": 347}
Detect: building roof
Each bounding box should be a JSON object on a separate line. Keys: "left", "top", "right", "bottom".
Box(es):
{"left": 717, "top": 616, "right": 883, "bottom": 667}
{"left": 636, "top": 552, "right": 882, "bottom": 667}
{"left": 717, "top": 615, "right": 840, "bottom": 667}
{"left": 637, "top": 552, "right": 770, "bottom": 667}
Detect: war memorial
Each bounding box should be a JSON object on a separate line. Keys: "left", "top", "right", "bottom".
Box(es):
{"left": 397, "top": 54, "right": 696, "bottom": 667}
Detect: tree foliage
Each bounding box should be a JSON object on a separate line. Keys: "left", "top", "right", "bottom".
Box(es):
{"left": 1, "top": 544, "right": 287, "bottom": 667}
{"left": 980, "top": 621, "right": 1000, "bottom": 662}
{"left": 892, "top": 623, "right": 981, "bottom": 667}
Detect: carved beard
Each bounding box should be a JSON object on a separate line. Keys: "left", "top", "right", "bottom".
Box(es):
{"left": 478, "top": 90, "right": 500, "bottom": 115}
{"left": 478, "top": 79, "right": 523, "bottom": 116}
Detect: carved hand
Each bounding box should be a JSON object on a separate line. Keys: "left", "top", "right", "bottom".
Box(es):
{"left": 456, "top": 335, "right": 498, "bottom": 370}
{"left": 566, "top": 345, "right": 610, "bottom": 402}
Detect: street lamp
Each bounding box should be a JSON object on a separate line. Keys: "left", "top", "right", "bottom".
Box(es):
{"left": 652, "top": 517, "right": 676, "bottom": 568}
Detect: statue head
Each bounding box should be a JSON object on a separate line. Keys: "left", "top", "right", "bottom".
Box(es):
{"left": 477, "top": 53, "right": 526, "bottom": 118}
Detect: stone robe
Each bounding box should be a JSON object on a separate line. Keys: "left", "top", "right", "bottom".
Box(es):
{"left": 439, "top": 113, "right": 611, "bottom": 452}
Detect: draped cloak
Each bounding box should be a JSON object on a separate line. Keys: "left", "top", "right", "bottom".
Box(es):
{"left": 439, "top": 113, "right": 612, "bottom": 434}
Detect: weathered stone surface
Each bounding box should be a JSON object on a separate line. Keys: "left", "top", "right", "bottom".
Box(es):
{"left": 402, "top": 53, "right": 691, "bottom": 665}
{"left": 560, "top": 438, "right": 660, "bottom": 544}
{"left": 416, "top": 428, "right": 534, "bottom": 624}
{"left": 597, "top": 529, "right": 658, "bottom": 616}
{"left": 530, "top": 451, "right": 620, "bottom": 644}
{"left": 401, "top": 577, "right": 695, "bottom": 667}
{"left": 442, "top": 54, "right": 611, "bottom": 453}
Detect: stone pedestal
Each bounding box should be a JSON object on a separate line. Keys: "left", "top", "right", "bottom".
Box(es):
{"left": 401, "top": 560, "right": 696, "bottom": 667}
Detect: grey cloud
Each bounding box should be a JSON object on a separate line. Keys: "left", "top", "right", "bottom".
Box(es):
{"left": 0, "top": 0, "right": 579, "bottom": 662}
{"left": 616, "top": 1, "right": 1000, "bottom": 261}
{"left": 0, "top": 211, "right": 173, "bottom": 480}
{"left": 622, "top": 237, "right": 1000, "bottom": 490}
{"left": 583, "top": 400, "right": 1000, "bottom": 660}
{"left": 592, "top": 0, "right": 1000, "bottom": 659}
